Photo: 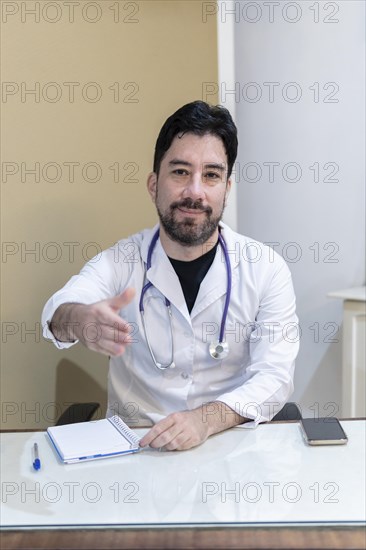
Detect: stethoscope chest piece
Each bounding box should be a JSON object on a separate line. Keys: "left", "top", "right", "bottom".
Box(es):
{"left": 209, "top": 340, "right": 229, "bottom": 360}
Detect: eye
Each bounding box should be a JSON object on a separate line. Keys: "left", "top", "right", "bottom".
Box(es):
{"left": 204, "top": 171, "right": 222, "bottom": 181}
{"left": 172, "top": 169, "right": 189, "bottom": 176}
{"left": 206, "top": 172, "right": 219, "bottom": 178}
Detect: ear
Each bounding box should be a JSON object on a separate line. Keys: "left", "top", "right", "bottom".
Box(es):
{"left": 147, "top": 172, "right": 158, "bottom": 203}
{"left": 224, "top": 178, "right": 232, "bottom": 206}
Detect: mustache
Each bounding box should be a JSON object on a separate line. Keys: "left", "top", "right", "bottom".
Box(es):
{"left": 170, "top": 198, "right": 212, "bottom": 215}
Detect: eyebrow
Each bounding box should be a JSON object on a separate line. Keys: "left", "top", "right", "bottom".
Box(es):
{"left": 168, "top": 159, "right": 226, "bottom": 172}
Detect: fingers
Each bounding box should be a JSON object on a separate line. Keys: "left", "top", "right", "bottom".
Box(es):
{"left": 75, "top": 288, "right": 137, "bottom": 356}
{"left": 80, "top": 320, "right": 133, "bottom": 356}
{"left": 81, "top": 327, "right": 128, "bottom": 356}
{"left": 107, "top": 288, "right": 136, "bottom": 312}
{"left": 139, "top": 412, "right": 206, "bottom": 451}
{"left": 139, "top": 416, "right": 176, "bottom": 448}
{"left": 164, "top": 433, "right": 193, "bottom": 451}
{"left": 140, "top": 423, "right": 196, "bottom": 451}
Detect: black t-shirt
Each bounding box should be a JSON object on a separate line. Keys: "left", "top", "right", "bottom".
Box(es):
{"left": 168, "top": 241, "right": 219, "bottom": 313}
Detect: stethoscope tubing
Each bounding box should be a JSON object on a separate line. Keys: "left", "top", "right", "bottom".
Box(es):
{"left": 217, "top": 232, "right": 231, "bottom": 343}
{"left": 139, "top": 229, "right": 232, "bottom": 368}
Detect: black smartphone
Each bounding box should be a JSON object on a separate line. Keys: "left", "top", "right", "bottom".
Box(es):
{"left": 300, "top": 417, "right": 348, "bottom": 446}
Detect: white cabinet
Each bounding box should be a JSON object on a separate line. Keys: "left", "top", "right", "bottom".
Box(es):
{"left": 328, "top": 287, "right": 366, "bottom": 417}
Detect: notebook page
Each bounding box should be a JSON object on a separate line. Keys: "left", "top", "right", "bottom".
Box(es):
{"left": 48, "top": 418, "right": 134, "bottom": 460}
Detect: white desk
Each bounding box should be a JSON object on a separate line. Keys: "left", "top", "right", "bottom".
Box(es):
{"left": 1, "top": 421, "right": 365, "bottom": 530}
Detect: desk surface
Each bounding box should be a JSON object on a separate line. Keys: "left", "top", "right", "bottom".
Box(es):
{"left": 1, "top": 420, "right": 365, "bottom": 549}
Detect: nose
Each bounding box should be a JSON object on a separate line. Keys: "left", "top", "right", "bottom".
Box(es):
{"left": 182, "top": 171, "right": 206, "bottom": 201}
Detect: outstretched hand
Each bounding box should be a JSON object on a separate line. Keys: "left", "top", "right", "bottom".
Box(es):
{"left": 51, "top": 288, "right": 136, "bottom": 356}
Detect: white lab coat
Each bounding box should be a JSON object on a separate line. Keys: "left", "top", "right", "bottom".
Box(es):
{"left": 42, "top": 222, "right": 299, "bottom": 428}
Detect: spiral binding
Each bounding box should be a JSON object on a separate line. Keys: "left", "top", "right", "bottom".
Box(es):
{"left": 108, "top": 415, "right": 140, "bottom": 446}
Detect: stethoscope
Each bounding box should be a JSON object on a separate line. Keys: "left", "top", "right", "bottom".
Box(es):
{"left": 139, "top": 229, "right": 232, "bottom": 370}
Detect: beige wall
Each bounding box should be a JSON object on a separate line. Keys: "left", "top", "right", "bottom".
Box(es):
{"left": 1, "top": 1, "right": 218, "bottom": 429}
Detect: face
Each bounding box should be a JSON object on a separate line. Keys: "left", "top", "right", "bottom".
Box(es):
{"left": 147, "top": 133, "right": 231, "bottom": 247}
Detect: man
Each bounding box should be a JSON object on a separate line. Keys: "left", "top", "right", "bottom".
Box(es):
{"left": 42, "top": 101, "right": 299, "bottom": 451}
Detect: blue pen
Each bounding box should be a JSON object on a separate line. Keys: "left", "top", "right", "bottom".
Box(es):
{"left": 32, "top": 443, "right": 41, "bottom": 471}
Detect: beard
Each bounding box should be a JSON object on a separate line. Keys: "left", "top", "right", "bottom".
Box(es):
{"left": 156, "top": 196, "right": 225, "bottom": 246}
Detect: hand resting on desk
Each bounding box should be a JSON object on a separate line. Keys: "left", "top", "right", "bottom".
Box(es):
{"left": 139, "top": 402, "right": 248, "bottom": 451}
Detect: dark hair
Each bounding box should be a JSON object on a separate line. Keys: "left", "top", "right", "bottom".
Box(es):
{"left": 153, "top": 100, "right": 238, "bottom": 179}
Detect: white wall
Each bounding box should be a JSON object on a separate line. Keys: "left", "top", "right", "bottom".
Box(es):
{"left": 218, "top": 0, "right": 365, "bottom": 416}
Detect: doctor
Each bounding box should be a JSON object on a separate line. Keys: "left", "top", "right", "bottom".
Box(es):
{"left": 42, "top": 101, "right": 299, "bottom": 451}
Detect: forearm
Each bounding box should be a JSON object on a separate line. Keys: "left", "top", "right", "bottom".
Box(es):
{"left": 198, "top": 401, "right": 249, "bottom": 437}
{"left": 49, "top": 303, "right": 84, "bottom": 343}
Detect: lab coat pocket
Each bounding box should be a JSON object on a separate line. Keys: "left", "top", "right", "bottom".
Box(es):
{"left": 220, "top": 321, "right": 251, "bottom": 374}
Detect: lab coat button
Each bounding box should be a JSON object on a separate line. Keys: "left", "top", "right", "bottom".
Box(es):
{"left": 181, "top": 372, "right": 189, "bottom": 380}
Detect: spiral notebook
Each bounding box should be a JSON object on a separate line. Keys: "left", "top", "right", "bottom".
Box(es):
{"left": 47, "top": 415, "right": 141, "bottom": 464}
